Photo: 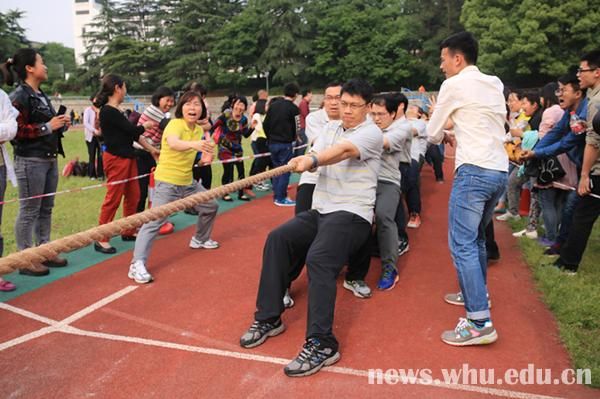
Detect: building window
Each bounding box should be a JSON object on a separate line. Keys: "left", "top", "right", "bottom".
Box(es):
{"left": 76, "top": 10, "right": 90, "bottom": 15}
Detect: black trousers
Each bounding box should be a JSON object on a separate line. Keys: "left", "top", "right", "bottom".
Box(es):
{"left": 193, "top": 164, "right": 212, "bottom": 190}
{"left": 222, "top": 160, "right": 245, "bottom": 197}
{"left": 485, "top": 220, "right": 499, "bottom": 259}
{"left": 295, "top": 183, "right": 315, "bottom": 215}
{"left": 86, "top": 138, "right": 103, "bottom": 178}
{"left": 255, "top": 210, "right": 371, "bottom": 351}
{"left": 425, "top": 144, "right": 444, "bottom": 181}
{"left": 136, "top": 150, "right": 156, "bottom": 212}
{"left": 558, "top": 175, "right": 600, "bottom": 271}
{"left": 250, "top": 138, "right": 271, "bottom": 177}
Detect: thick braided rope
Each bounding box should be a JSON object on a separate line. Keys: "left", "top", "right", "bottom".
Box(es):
{"left": 0, "top": 165, "right": 295, "bottom": 275}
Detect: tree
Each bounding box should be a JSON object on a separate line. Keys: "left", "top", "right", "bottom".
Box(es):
{"left": 462, "top": 0, "right": 600, "bottom": 87}
{"left": 0, "top": 9, "right": 29, "bottom": 59}
{"left": 38, "top": 42, "right": 76, "bottom": 84}
{"left": 158, "top": 0, "right": 244, "bottom": 90}
{"left": 307, "top": 0, "right": 426, "bottom": 89}
{"left": 213, "top": 0, "right": 313, "bottom": 87}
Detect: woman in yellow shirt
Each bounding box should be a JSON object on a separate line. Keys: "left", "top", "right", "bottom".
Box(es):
{"left": 129, "top": 91, "right": 220, "bottom": 284}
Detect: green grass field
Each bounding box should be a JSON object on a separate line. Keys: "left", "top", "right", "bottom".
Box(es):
{"left": 508, "top": 218, "right": 599, "bottom": 387}
{"left": 2, "top": 128, "right": 598, "bottom": 387}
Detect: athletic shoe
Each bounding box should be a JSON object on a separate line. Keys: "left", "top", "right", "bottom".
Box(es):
{"left": 487, "top": 251, "right": 500, "bottom": 263}
{"left": 343, "top": 279, "right": 372, "bottom": 298}
{"left": 377, "top": 265, "right": 399, "bottom": 291}
{"left": 549, "top": 260, "right": 577, "bottom": 276}
{"left": 407, "top": 213, "right": 422, "bottom": 228}
{"left": 274, "top": 198, "right": 296, "bottom": 207}
{"left": 544, "top": 243, "right": 561, "bottom": 256}
{"left": 496, "top": 212, "right": 520, "bottom": 221}
{"left": 128, "top": 260, "right": 153, "bottom": 284}
{"left": 441, "top": 318, "right": 498, "bottom": 346}
{"left": 255, "top": 183, "right": 270, "bottom": 192}
{"left": 189, "top": 237, "right": 220, "bottom": 249}
{"left": 537, "top": 237, "right": 554, "bottom": 248}
{"left": 284, "top": 338, "right": 341, "bottom": 377}
{"left": 512, "top": 228, "right": 538, "bottom": 239}
{"left": 0, "top": 280, "right": 17, "bottom": 292}
{"left": 283, "top": 289, "right": 295, "bottom": 308}
{"left": 444, "top": 291, "right": 492, "bottom": 308}
{"left": 240, "top": 319, "right": 285, "bottom": 348}
{"left": 397, "top": 240, "right": 410, "bottom": 256}
{"left": 18, "top": 263, "right": 50, "bottom": 277}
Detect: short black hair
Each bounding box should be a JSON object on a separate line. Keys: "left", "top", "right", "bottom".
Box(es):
{"left": 301, "top": 88, "right": 312, "bottom": 97}
{"left": 182, "top": 81, "right": 207, "bottom": 97}
{"left": 580, "top": 50, "right": 600, "bottom": 69}
{"left": 386, "top": 92, "right": 408, "bottom": 114}
{"left": 174, "top": 91, "right": 206, "bottom": 119}
{"left": 151, "top": 86, "right": 175, "bottom": 107}
{"left": 341, "top": 79, "right": 374, "bottom": 104}
{"left": 283, "top": 82, "right": 300, "bottom": 98}
{"left": 371, "top": 94, "right": 397, "bottom": 115}
{"left": 558, "top": 73, "right": 586, "bottom": 96}
{"left": 325, "top": 81, "right": 343, "bottom": 89}
{"left": 231, "top": 95, "right": 248, "bottom": 110}
{"left": 440, "top": 31, "right": 478, "bottom": 65}
{"left": 521, "top": 89, "right": 541, "bottom": 108}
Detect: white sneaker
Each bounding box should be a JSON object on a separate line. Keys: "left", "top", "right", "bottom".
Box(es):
{"left": 283, "top": 289, "right": 295, "bottom": 308}
{"left": 189, "top": 237, "right": 220, "bottom": 249}
{"left": 496, "top": 212, "right": 520, "bottom": 221}
{"left": 128, "top": 260, "right": 153, "bottom": 284}
{"left": 512, "top": 228, "right": 538, "bottom": 239}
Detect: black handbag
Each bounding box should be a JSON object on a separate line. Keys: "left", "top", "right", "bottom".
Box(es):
{"left": 537, "top": 156, "right": 566, "bottom": 185}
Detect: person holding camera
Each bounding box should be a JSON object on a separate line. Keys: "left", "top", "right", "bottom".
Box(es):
{"left": 5, "top": 48, "right": 70, "bottom": 277}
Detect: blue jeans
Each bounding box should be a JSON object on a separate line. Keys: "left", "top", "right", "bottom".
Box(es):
{"left": 556, "top": 189, "right": 580, "bottom": 245}
{"left": 538, "top": 188, "right": 568, "bottom": 242}
{"left": 449, "top": 164, "right": 507, "bottom": 320}
{"left": 269, "top": 142, "right": 293, "bottom": 201}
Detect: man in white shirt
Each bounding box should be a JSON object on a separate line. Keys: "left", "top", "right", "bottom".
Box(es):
{"left": 427, "top": 32, "right": 508, "bottom": 346}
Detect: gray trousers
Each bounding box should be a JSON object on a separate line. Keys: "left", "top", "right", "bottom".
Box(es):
{"left": 132, "top": 180, "right": 219, "bottom": 263}
{"left": 507, "top": 168, "right": 540, "bottom": 230}
{"left": 375, "top": 180, "right": 401, "bottom": 270}
{"left": 0, "top": 165, "right": 6, "bottom": 257}
{"left": 14, "top": 156, "right": 59, "bottom": 250}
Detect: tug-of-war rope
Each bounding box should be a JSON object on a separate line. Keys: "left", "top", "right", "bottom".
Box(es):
{"left": 0, "top": 164, "right": 295, "bottom": 276}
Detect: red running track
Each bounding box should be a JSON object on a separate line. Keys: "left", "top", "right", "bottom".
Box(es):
{"left": 0, "top": 160, "right": 597, "bottom": 398}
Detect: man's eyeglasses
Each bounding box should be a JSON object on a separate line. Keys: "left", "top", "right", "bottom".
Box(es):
{"left": 577, "top": 67, "right": 597, "bottom": 74}
{"left": 340, "top": 101, "right": 367, "bottom": 110}
{"left": 324, "top": 95, "right": 341, "bottom": 101}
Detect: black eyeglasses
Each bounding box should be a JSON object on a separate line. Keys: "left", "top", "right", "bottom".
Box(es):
{"left": 577, "top": 67, "right": 597, "bottom": 74}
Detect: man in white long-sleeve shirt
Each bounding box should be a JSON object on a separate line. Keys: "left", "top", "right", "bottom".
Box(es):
{"left": 427, "top": 32, "right": 508, "bottom": 346}
{"left": 83, "top": 96, "right": 103, "bottom": 179}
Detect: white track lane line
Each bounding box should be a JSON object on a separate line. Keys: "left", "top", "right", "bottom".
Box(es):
{"left": 59, "top": 326, "right": 564, "bottom": 399}
{"left": 0, "top": 286, "right": 138, "bottom": 352}
{"left": 0, "top": 286, "right": 566, "bottom": 399}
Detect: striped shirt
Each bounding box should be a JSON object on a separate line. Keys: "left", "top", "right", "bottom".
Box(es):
{"left": 312, "top": 119, "right": 383, "bottom": 223}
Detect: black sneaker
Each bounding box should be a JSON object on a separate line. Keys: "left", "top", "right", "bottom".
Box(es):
{"left": 398, "top": 240, "right": 410, "bottom": 256}
{"left": 240, "top": 319, "right": 285, "bottom": 348}
{"left": 284, "top": 338, "right": 340, "bottom": 377}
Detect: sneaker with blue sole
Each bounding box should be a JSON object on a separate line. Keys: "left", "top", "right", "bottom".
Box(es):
{"left": 377, "top": 264, "right": 399, "bottom": 291}
{"left": 284, "top": 338, "right": 341, "bottom": 377}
